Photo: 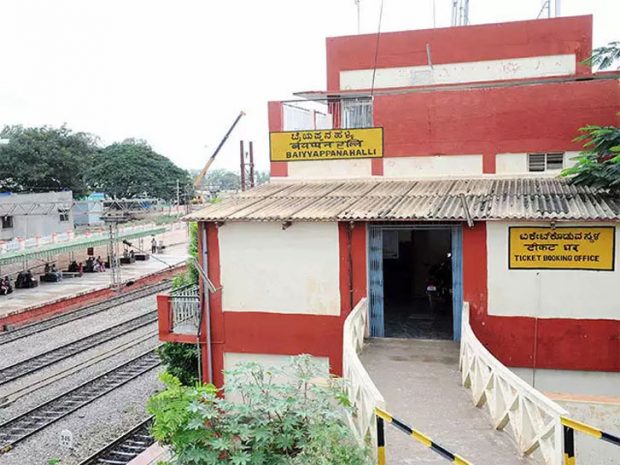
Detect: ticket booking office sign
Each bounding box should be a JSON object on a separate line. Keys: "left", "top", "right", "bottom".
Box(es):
{"left": 269, "top": 128, "right": 383, "bottom": 162}
{"left": 509, "top": 226, "right": 616, "bottom": 271}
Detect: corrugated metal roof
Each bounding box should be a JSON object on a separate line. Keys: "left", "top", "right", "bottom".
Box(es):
{"left": 185, "top": 178, "right": 620, "bottom": 223}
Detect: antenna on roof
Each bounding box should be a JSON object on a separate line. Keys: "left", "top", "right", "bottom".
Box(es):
{"left": 537, "top": 0, "right": 561, "bottom": 19}
{"left": 451, "top": 0, "right": 469, "bottom": 26}
{"left": 354, "top": 0, "right": 361, "bottom": 34}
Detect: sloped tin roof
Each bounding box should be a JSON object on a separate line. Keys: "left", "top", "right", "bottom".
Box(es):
{"left": 186, "top": 178, "right": 620, "bottom": 223}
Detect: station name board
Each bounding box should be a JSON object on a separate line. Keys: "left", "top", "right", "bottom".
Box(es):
{"left": 508, "top": 226, "right": 615, "bottom": 271}
{"left": 269, "top": 128, "right": 383, "bottom": 162}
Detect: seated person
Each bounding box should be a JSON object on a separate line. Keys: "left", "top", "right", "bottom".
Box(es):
{"left": 44, "top": 263, "right": 51, "bottom": 274}
{"left": 94, "top": 256, "right": 105, "bottom": 272}
{"left": 0, "top": 276, "right": 12, "bottom": 295}
{"left": 17, "top": 270, "right": 37, "bottom": 288}
{"left": 84, "top": 257, "right": 95, "bottom": 272}
{"left": 129, "top": 249, "right": 135, "bottom": 259}
{"left": 50, "top": 264, "right": 62, "bottom": 281}
{"left": 68, "top": 261, "right": 79, "bottom": 273}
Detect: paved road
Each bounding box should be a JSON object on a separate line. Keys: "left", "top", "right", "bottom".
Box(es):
{"left": 360, "top": 338, "right": 532, "bottom": 465}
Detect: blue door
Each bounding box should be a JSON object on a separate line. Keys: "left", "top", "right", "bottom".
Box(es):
{"left": 368, "top": 226, "right": 385, "bottom": 337}
{"left": 368, "top": 224, "right": 463, "bottom": 340}
{"left": 451, "top": 226, "right": 463, "bottom": 341}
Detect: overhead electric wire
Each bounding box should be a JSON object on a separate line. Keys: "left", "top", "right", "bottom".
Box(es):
{"left": 370, "top": 0, "right": 385, "bottom": 97}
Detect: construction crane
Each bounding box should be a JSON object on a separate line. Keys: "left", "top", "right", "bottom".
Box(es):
{"left": 193, "top": 111, "right": 245, "bottom": 191}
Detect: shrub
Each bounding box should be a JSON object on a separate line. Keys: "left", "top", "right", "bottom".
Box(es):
{"left": 157, "top": 343, "right": 199, "bottom": 386}
{"left": 148, "top": 356, "right": 371, "bottom": 465}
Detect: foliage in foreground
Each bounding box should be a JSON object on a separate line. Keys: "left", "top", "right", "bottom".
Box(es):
{"left": 148, "top": 356, "right": 370, "bottom": 465}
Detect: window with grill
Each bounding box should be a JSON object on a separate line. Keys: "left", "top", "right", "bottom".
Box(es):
{"left": 1, "top": 216, "right": 13, "bottom": 229}
{"left": 528, "top": 153, "right": 564, "bottom": 172}
{"left": 59, "top": 209, "right": 70, "bottom": 222}
{"left": 341, "top": 98, "right": 373, "bottom": 129}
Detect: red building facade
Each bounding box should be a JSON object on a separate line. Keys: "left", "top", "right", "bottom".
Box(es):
{"left": 159, "top": 15, "right": 620, "bottom": 394}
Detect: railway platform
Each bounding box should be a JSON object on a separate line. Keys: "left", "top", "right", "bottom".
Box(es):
{"left": 0, "top": 243, "right": 188, "bottom": 329}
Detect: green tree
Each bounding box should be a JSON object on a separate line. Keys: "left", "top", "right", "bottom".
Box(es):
{"left": 584, "top": 41, "right": 620, "bottom": 70}
{"left": 88, "top": 140, "right": 191, "bottom": 200}
{"left": 0, "top": 125, "right": 97, "bottom": 196}
{"left": 203, "top": 168, "right": 240, "bottom": 191}
{"left": 563, "top": 42, "right": 620, "bottom": 192}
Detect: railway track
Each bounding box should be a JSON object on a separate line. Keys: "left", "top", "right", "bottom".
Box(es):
{"left": 77, "top": 417, "right": 155, "bottom": 465}
{"left": 0, "top": 280, "right": 171, "bottom": 346}
{"left": 0, "top": 311, "right": 157, "bottom": 387}
{"left": 0, "top": 350, "right": 160, "bottom": 454}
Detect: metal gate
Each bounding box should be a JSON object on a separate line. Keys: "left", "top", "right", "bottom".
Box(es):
{"left": 368, "top": 224, "right": 463, "bottom": 341}
{"left": 368, "top": 226, "right": 385, "bottom": 337}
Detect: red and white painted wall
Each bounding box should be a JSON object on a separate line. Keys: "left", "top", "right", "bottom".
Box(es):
{"left": 269, "top": 15, "right": 620, "bottom": 180}
{"left": 157, "top": 16, "right": 619, "bottom": 395}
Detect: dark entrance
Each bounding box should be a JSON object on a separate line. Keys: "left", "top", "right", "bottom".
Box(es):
{"left": 381, "top": 228, "right": 453, "bottom": 339}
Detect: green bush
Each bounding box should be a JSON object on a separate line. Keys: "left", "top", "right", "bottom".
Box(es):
{"left": 148, "top": 356, "right": 371, "bottom": 465}
{"left": 157, "top": 343, "right": 199, "bottom": 386}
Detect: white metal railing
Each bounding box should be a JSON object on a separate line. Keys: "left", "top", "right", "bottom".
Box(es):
{"left": 0, "top": 222, "right": 182, "bottom": 255}
{"left": 342, "top": 298, "right": 385, "bottom": 445}
{"left": 459, "top": 302, "right": 568, "bottom": 465}
{"left": 170, "top": 284, "right": 200, "bottom": 334}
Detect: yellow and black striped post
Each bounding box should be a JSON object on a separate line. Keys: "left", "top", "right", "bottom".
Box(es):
{"left": 375, "top": 407, "right": 473, "bottom": 465}
{"left": 563, "top": 425, "right": 575, "bottom": 465}
{"left": 562, "top": 416, "right": 620, "bottom": 448}
{"left": 377, "top": 415, "right": 386, "bottom": 465}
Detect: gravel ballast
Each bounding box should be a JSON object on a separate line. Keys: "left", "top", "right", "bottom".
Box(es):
{"left": 0, "top": 293, "right": 158, "bottom": 368}
{"left": 0, "top": 367, "right": 163, "bottom": 465}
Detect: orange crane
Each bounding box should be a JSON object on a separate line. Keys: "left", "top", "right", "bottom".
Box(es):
{"left": 193, "top": 111, "right": 245, "bottom": 193}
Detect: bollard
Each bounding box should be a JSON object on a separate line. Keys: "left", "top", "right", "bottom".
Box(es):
{"left": 377, "top": 416, "right": 386, "bottom": 465}
{"left": 563, "top": 425, "right": 575, "bottom": 465}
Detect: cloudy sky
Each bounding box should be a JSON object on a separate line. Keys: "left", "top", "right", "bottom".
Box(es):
{"left": 0, "top": 0, "right": 617, "bottom": 174}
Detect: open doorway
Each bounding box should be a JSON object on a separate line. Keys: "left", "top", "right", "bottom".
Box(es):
{"left": 368, "top": 225, "right": 462, "bottom": 340}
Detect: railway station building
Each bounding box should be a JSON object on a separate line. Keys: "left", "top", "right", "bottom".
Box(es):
{"left": 158, "top": 15, "right": 620, "bottom": 394}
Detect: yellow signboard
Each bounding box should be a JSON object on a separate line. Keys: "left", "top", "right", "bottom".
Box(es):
{"left": 269, "top": 128, "right": 383, "bottom": 162}
{"left": 509, "top": 227, "right": 616, "bottom": 271}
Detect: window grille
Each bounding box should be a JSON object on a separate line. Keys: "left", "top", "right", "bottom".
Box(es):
{"left": 59, "top": 209, "right": 70, "bottom": 222}
{"left": 1, "top": 216, "right": 13, "bottom": 229}
{"left": 342, "top": 98, "right": 373, "bottom": 129}
{"left": 528, "top": 153, "right": 564, "bottom": 172}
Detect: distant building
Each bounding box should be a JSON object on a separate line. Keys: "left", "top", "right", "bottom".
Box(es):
{"left": 0, "top": 191, "right": 74, "bottom": 241}
{"left": 73, "top": 192, "right": 105, "bottom": 227}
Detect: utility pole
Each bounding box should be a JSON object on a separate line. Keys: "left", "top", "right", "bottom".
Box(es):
{"left": 354, "top": 0, "right": 361, "bottom": 34}
{"left": 176, "top": 180, "right": 180, "bottom": 211}
{"left": 240, "top": 140, "right": 255, "bottom": 192}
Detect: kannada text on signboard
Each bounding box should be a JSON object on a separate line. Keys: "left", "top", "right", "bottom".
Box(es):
{"left": 269, "top": 128, "right": 383, "bottom": 162}
{"left": 508, "top": 226, "right": 615, "bottom": 271}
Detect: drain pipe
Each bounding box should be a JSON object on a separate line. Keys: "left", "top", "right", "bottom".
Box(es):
{"left": 183, "top": 230, "right": 216, "bottom": 384}
{"left": 347, "top": 222, "right": 355, "bottom": 312}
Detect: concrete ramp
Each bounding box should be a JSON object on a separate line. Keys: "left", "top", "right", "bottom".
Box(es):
{"left": 360, "top": 338, "right": 531, "bottom": 465}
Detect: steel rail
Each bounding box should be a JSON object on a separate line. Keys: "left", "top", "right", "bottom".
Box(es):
{"left": 0, "top": 280, "right": 171, "bottom": 346}
{"left": 0, "top": 349, "right": 161, "bottom": 454}
{"left": 77, "top": 417, "right": 154, "bottom": 465}
{"left": 0, "top": 311, "right": 157, "bottom": 387}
